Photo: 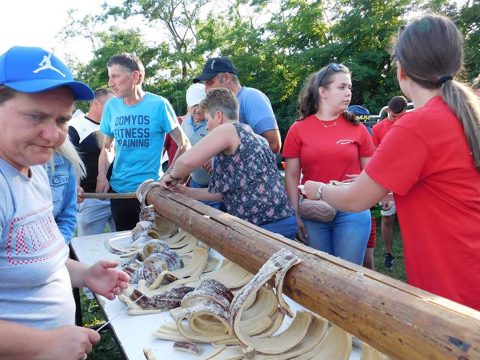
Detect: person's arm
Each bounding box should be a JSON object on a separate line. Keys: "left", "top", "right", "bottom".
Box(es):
{"left": 174, "top": 184, "right": 223, "bottom": 202}
{"left": 96, "top": 135, "right": 113, "bottom": 193}
{"left": 360, "top": 156, "right": 371, "bottom": 169}
{"left": 260, "top": 129, "right": 281, "bottom": 154}
{"left": 66, "top": 259, "right": 130, "bottom": 300}
{"left": 161, "top": 123, "right": 238, "bottom": 188}
{"left": 284, "top": 158, "right": 307, "bottom": 242}
{"left": 0, "top": 320, "right": 100, "bottom": 360}
{"left": 304, "top": 171, "right": 389, "bottom": 212}
{"left": 54, "top": 163, "right": 77, "bottom": 243}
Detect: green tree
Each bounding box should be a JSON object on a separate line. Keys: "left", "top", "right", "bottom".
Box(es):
{"left": 104, "top": 0, "right": 209, "bottom": 80}
{"left": 456, "top": 0, "right": 480, "bottom": 82}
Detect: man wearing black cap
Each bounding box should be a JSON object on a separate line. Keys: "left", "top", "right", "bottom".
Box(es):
{"left": 194, "top": 57, "right": 281, "bottom": 153}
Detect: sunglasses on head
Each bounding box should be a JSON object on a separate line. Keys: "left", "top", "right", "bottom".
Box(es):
{"left": 318, "top": 63, "right": 342, "bottom": 86}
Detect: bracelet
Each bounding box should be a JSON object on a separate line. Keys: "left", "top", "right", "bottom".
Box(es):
{"left": 316, "top": 183, "right": 325, "bottom": 201}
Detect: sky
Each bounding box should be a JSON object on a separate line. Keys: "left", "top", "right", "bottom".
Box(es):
{"left": 1, "top": 0, "right": 469, "bottom": 66}
{"left": 0, "top": 0, "right": 117, "bottom": 63}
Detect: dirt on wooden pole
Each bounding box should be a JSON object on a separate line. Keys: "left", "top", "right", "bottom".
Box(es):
{"left": 146, "top": 187, "right": 480, "bottom": 360}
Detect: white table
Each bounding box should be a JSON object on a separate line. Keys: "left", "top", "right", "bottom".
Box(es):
{"left": 71, "top": 231, "right": 360, "bottom": 360}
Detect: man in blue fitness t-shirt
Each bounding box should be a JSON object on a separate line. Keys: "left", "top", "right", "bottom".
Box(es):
{"left": 98, "top": 53, "right": 190, "bottom": 231}
{"left": 193, "top": 56, "right": 281, "bottom": 153}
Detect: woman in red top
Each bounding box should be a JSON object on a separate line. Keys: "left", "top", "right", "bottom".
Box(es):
{"left": 303, "top": 14, "right": 480, "bottom": 311}
{"left": 283, "top": 63, "right": 375, "bottom": 265}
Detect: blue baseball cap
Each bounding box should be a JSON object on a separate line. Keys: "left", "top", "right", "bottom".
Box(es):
{"left": 348, "top": 105, "right": 370, "bottom": 121}
{"left": 0, "top": 46, "right": 94, "bottom": 100}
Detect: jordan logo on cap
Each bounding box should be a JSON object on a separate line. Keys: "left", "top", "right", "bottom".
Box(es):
{"left": 33, "top": 53, "right": 65, "bottom": 77}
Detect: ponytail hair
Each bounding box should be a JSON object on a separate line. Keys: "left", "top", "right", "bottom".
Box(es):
{"left": 395, "top": 14, "right": 480, "bottom": 171}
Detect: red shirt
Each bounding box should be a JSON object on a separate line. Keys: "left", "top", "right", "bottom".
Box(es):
{"left": 163, "top": 117, "right": 183, "bottom": 166}
{"left": 372, "top": 118, "right": 395, "bottom": 146}
{"left": 366, "top": 96, "right": 480, "bottom": 310}
{"left": 283, "top": 114, "right": 374, "bottom": 183}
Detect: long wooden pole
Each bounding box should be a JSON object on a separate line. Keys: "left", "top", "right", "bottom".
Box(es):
{"left": 83, "top": 192, "right": 137, "bottom": 199}
{"left": 146, "top": 188, "right": 480, "bottom": 360}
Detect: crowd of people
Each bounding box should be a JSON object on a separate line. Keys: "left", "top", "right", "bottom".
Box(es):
{"left": 0, "top": 12, "right": 479, "bottom": 359}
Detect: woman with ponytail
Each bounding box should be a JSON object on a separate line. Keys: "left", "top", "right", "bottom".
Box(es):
{"left": 303, "top": 14, "right": 480, "bottom": 310}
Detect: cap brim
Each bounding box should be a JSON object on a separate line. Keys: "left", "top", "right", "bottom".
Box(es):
{"left": 193, "top": 71, "right": 217, "bottom": 83}
{"left": 5, "top": 79, "right": 94, "bottom": 101}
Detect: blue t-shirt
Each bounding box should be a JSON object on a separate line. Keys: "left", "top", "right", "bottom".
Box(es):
{"left": 100, "top": 93, "right": 179, "bottom": 192}
{"left": 237, "top": 87, "right": 278, "bottom": 135}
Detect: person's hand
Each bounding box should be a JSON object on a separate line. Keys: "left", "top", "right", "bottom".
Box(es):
{"left": 84, "top": 261, "right": 130, "bottom": 300}
{"left": 296, "top": 216, "right": 308, "bottom": 243}
{"left": 41, "top": 325, "right": 100, "bottom": 360}
{"left": 381, "top": 192, "right": 394, "bottom": 204}
{"left": 303, "top": 180, "right": 325, "bottom": 200}
{"left": 173, "top": 183, "right": 189, "bottom": 195}
{"left": 381, "top": 200, "right": 393, "bottom": 210}
{"left": 77, "top": 186, "right": 85, "bottom": 204}
{"left": 96, "top": 175, "right": 110, "bottom": 193}
{"left": 159, "top": 173, "right": 181, "bottom": 190}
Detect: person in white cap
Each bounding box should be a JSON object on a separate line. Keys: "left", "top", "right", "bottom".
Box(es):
{"left": 0, "top": 46, "right": 129, "bottom": 360}
{"left": 181, "top": 83, "right": 222, "bottom": 209}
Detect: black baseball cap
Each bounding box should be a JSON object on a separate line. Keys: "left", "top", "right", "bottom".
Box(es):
{"left": 193, "top": 57, "right": 238, "bottom": 83}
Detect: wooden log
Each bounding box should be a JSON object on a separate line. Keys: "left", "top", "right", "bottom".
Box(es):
{"left": 146, "top": 188, "right": 480, "bottom": 360}
{"left": 83, "top": 192, "right": 137, "bottom": 199}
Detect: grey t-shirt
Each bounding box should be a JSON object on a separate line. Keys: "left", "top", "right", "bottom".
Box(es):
{"left": 0, "top": 159, "right": 74, "bottom": 329}
{"left": 181, "top": 115, "right": 211, "bottom": 185}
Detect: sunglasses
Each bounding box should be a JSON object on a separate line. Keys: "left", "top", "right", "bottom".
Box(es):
{"left": 318, "top": 63, "right": 342, "bottom": 86}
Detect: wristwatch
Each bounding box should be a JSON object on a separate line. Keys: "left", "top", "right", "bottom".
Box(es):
{"left": 316, "top": 184, "right": 325, "bottom": 201}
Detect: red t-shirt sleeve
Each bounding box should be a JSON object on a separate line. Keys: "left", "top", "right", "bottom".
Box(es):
{"left": 365, "top": 125, "right": 429, "bottom": 195}
{"left": 371, "top": 124, "right": 381, "bottom": 147}
{"left": 282, "top": 122, "right": 301, "bottom": 158}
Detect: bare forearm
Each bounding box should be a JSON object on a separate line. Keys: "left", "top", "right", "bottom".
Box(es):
{"left": 97, "top": 148, "right": 110, "bottom": 178}
{"left": 0, "top": 321, "right": 48, "bottom": 359}
{"left": 285, "top": 174, "right": 300, "bottom": 215}
{"left": 66, "top": 258, "right": 89, "bottom": 288}
{"left": 185, "top": 187, "right": 223, "bottom": 202}
{"left": 305, "top": 172, "right": 389, "bottom": 212}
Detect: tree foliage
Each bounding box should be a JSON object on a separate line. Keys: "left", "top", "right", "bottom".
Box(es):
{"left": 61, "top": 0, "right": 480, "bottom": 134}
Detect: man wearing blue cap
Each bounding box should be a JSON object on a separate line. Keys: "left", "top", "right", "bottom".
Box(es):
{"left": 194, "top": 56, "right": 281, "bottom": 153}
{"left": 0, "top": 46, "right": 129, "bottom": 359}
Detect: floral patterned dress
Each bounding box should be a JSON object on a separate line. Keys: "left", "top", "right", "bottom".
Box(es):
{"left": 209, "top": 123, "right": 295, "bottom": 226}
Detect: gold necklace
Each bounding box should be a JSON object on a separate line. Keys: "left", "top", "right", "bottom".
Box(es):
{"left": 315, "top": 114, "right": 337, "bottom": 128}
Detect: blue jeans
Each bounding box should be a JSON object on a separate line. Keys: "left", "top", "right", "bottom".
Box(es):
{"left": 302, "top": 210, "right": 371, "bottom": 264}
{"left": 260, "top": 215, "right": 298, "bottom": 240}
{"left": 189, "top": 178, "right": 223, "bottom": 210}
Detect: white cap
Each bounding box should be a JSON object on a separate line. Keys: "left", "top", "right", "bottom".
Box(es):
{"left": 186, "top": 83, "right": 206, "bottom": 107}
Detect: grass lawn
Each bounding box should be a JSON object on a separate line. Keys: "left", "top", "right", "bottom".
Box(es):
{"left": 372, "top": 218, "right": 406, "bottom": 281}
{"left": 82, "top": 216, "right": 406, "bottom": 358}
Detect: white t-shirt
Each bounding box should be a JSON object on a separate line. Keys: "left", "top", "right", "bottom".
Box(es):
{"left": 0, "top": 159, "right": 74, "bottom": 329}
